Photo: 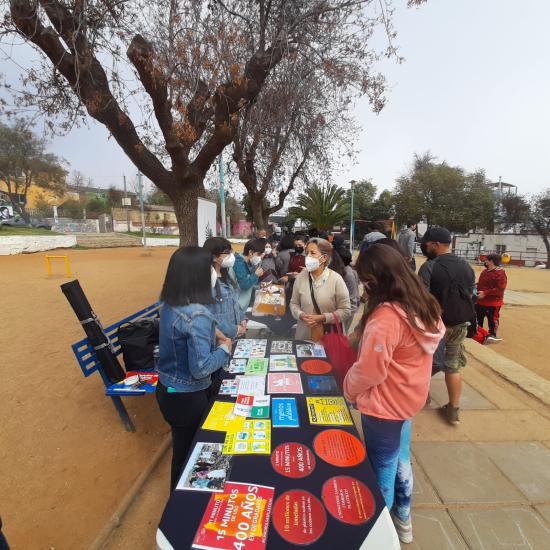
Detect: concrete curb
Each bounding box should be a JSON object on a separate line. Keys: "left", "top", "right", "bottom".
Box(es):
{"left": 88, "top": 434, "right": 171, "bottom": 550}
{"left": 465, "top": 339, "right": 550, "bottom": 406}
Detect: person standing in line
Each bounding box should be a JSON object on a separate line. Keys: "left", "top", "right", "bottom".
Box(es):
{"left": 344, "top": 244, "right": 445, "bottom": 544}
{"left": 398, "top": 222, "right": 418, "bottom": 270}
{"left": 290, "top": 238, "right": 351, "bottom": 341}
{"left": 156, "top": 247, "right": 232, "bottom": 491}
{"left": 275, "top": 233, "right": 295, "bottom": 277}
{"left": 254, "top": 228, "right": 267, "bottom": 239}
{"left": 420, "top": 227, "right": 476, "bottom": 425}
{"left": 287, "top": 233, "right": 308, "bottom": 276}
{"left": 334, "top": 246, "right": 360, "bottom": 332}
{"left": 476, "top": 253, "right": 507, "bottom": 344}
{"left": 258, "top": 240, "right": 279, "bottom": 283}
{"left": 233, "top": 239, "right": 266, "bottom": 313}
{"left": 359, "top": 222, "right": 387, "bottom": 255}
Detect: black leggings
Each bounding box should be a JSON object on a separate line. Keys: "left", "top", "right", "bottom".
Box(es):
{"left": 475, "top": 304, "right": 500, "bottom": 337}
{"left": 155, "top": 382, "right": 210, "bottom": 491}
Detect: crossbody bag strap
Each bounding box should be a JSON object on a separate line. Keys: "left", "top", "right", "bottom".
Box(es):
{"left": 308, "top": 274, "right": 322, "bottom": 315}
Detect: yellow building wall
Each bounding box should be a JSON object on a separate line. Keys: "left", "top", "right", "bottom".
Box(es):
{"left": 0, "top": 181, "right": 66, "bottom": 208}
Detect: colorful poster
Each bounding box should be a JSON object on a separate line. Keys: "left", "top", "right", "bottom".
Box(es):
{"left": 251, "top": 396, "right": 271, "bottom": 419}
{"left": 321, "top": 476, "right": 375, "bottom": 525}
{"left": 271, "top": 489, "right": 327, "bottom": 545}
{"left": 313, "top": 429, "right": 366, "bottom": 467}
{"left": 227, "top": 359, "right": 247, "bottom": 374}
{"left": 245, "top": 358, "right": 269, "bottom": 376}
{"left": 306, "top": 397, "right": 353, "bottom": 426}
{"left": 271, "top": 442, "right": 316, "bottom": 479}
{"left": 233, "top": 339, "right": 268, "bottom": 359}
{"left": 306, "top": 375, "right": 338, "bottom": 395}
{"left": 236, "top": 375, "right": 266, "bottom": 397}
{"left": 271, "top": 397, "right": 300, "bottom": 428}
{"left": 176, "top": 442, "right": 232, "bottom": 492}
{"left": 202, "top": 401, "right": 246, "bottom": 432}
{"left": 233, "top": 395, "right": 271, "bottom": 419}
{"left": 267, "top": 373, "right": 303, "bottom": 394}
{"left": 300, "top": 359, "right": 332, "bottom": 375}
{"left": 270, "top": 340, "right": 293, "bottom": 354}
{"left": 296, "top": 343, "right": 326, "bottom": 358}
{"left": 223, "top": 420, "right": 271, "bottom": 455}
{"left": 192, "top": 481, "right": 274, "bottom": 550}
{"left": 269, "top": 355, "right": 298, "bottom": 372}
{"left": 219, "top": 379, "right": 239, "bottom": 396}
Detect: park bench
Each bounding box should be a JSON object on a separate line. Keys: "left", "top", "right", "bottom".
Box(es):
{"left": 70, "top": 302, "right": 161, "bottom": 433}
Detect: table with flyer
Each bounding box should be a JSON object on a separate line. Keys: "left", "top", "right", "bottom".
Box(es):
{"left": 156, "top": 339, "right": 399, "bottom": 550}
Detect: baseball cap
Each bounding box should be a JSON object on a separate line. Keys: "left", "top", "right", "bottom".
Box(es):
{"left": 422, "top": 227, "right": 452, "bottom": 244}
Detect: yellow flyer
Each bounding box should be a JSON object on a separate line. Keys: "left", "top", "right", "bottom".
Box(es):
{"left": 306, "top": 396, "right": 353, "bottom": 426}
{"left": 202, "top": 401, "right": 245, "bottom": 432}
{"left": 223, "top": 420, "right": 271, "bottom": 455}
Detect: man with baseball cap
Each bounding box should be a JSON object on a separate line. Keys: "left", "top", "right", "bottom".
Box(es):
{"left": 420, "top": 227, "right": 476, "bottom": 425}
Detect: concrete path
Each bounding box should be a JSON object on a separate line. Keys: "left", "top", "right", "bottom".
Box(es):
{"left": 504, "top": 290, "right": 550, "bottom": 307}
{"left": 101, "top": 353, "right": 550, "bottom": 550}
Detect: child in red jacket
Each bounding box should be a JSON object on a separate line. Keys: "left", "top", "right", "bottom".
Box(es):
{"left": 476, "top": 253, "right": 507, "bottom": 343}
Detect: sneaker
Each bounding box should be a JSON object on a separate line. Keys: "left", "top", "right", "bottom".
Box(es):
{"left": 391, "top": 512, "right": 413, "bottom": 544}
{"left": 439, "top": 403, "right": 460, "bottom": 425}
{"left": 485, "top": 336, "right": 503, "bottom": 344}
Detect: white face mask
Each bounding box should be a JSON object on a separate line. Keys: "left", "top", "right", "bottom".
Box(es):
{"left": 211, "top": 267, "right": 218, "bottom": 288}
{"left": 221, "top": 253, "right": 235, "bottom": 268}
{"left": 305, "top": 256, "right": 321, "bottom": 272}
{"left": 250, "top": 254, "right": 262, "bottom": 266}
{"left": 264, "top": 247, "right": 272, "bottom": 255}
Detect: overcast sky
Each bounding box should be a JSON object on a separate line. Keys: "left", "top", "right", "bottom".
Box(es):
{"left": 4, "top": 0, "right": 550, "bottom": 197}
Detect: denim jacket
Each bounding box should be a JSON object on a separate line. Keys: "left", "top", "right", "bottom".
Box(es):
{"left": 232, "top": 253, "right": 259, "bottom": 312}
{"left": 158, "top": 302, "right": 229, "bottom": 392}
{"left": 204, "top": 277, "right": 244, "bottom": 339}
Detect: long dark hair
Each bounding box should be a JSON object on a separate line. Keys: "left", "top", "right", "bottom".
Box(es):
{"left": 161, "top": 247, "right": 214, "bottom": 306}
{"left": 203, "top": 237, "right": 233, "bottom": 284}
{"left": 278, "top": 233, "right": 295, "bottom": 252}
{"left": 356, "top": 244, "right": 441, "bottom": 333}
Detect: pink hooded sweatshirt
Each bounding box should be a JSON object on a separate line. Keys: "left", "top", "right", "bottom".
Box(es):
{"left": 344, "top": 302, "right": 445, "bottom": 421}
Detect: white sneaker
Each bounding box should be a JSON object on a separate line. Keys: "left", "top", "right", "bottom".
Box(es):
{"left": 391, "top": 511, "right": 413, "bottom": 544}
{"left": 485, "top": 336, "right": 502, "bottom": 344}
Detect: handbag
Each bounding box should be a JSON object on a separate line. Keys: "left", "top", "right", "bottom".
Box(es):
{"left": 320, "top": 315, "right": 358, "bottom": 388}
{"left": 117, "top": 318, "right": 159, "bottom": 372}
{"left": 308, "top": 275, "right": 325, "bottom": 342}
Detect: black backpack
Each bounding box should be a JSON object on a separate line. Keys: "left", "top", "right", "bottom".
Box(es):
{"left": 117, "top": 318, "right": 159, "bottom": 372}
{"left": 432, "top": 257, "right": 477, "bottom": 332}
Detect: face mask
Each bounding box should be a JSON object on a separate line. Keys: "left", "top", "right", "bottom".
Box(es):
{"left": 305, "top": 256, "right": 320, "bottom": 272}
{"left": 221, "top": 253, "right": 235, "bottom": 268}
{"left": 294, "top": 246, "right": 304, "bottom": 254}
{"left": 264, "top": 247, "right": 272, "bottom": 256}
{"left": 250, "top": 254, "right": 262, "bottom": 266}
{"left": 211, "top": 267, "right": 218, "bottom": 288}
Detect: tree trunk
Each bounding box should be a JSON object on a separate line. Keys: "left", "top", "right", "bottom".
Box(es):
{"left": 171, "top": 181, "right": 202, "bottom": 247}
{"left": 251, "top": 198, "right": 268, "bottom": 231}
{"left": 542, "top": 234, "right": 550, "bottom": 268}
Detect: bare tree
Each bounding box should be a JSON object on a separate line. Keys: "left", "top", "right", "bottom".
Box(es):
{"left": 2, "top": 0, "right": 422, "bottom": 243}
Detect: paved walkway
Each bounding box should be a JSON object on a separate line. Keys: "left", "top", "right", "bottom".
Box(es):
{"left": 503, "top": 289, "right": 550, "bottom": 307}
{"left": 102, "top": 352, "right": 550, "bottom": 550}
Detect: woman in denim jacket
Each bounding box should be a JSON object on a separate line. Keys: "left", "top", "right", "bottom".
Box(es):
{"left": 203, "top": 237, "right": 247, "bottom": 339}
{"left": 157, "top": 247, "right": 232, "bottom": 491}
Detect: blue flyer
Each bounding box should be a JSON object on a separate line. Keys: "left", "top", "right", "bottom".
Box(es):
{"left": 272, "top": 397, "right": 300, "bottom": 428}
{"left": 306, "top": 375, "right": 338, "bottom": 395}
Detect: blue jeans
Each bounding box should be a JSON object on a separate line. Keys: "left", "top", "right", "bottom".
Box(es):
{"left": 361, "top": 415, "right": 413, "bottom": 521}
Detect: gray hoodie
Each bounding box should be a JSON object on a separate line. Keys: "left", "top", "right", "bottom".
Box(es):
{"left": 398, "top": 228, "right": 416, "bottom": 259}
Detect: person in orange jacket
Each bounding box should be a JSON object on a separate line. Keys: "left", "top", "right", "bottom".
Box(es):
{"left": 476, "top": 253, "right": 507, "bottom": 344}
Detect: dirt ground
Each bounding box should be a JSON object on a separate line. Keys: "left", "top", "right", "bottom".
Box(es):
{"left": 0, "top": 247, "right": 548, "bottom": 549}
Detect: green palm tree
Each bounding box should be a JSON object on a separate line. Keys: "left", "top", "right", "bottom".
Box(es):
{"left": 288, "top": 183, "right": 350, "bottom": 230}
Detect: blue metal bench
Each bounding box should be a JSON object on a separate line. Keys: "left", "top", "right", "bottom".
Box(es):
{"left": 70, "top": 302, "right": 161, "bottom": 432}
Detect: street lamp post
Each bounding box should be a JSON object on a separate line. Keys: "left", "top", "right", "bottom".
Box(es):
{"left": 349, "top": 180, "right": 356, "bottom": 253}
{"left": 136, "top": 170, "right": 147, "bottom": 248}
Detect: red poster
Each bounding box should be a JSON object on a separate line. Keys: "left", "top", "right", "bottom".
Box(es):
{"left": 300, "top": 359, "right": 332, "bottom": 375}
{"left": 313, "top": 429, "right": 366, "bottom": 467}
{"left": 193, "top": 481, "right": 274, "bottom": 550}
{"left": 271, "top": 489, "right": 327, "bottom": 545}
{"left": 271, "top": 442, "right": 316, "bottom": 479}
{"left": 322, "top": 476, "right": 375, "bottom": 525}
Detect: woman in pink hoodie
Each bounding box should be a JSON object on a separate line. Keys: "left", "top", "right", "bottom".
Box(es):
{"left": 344, "top": 244, "right": 445, "bottom": 544}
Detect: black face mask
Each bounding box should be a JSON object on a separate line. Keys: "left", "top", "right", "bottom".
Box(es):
{"left": 421, "top": 242, "right": 437, "bottom": 260}
{"left": 294, "top": 246, "right": 304, "bottom": 254}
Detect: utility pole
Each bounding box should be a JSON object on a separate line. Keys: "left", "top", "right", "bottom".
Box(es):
{"left": 218, "top": 154, "right": 227, "bottom": 237}
{"left": 123, "top": 174, "right": 130, "bottom": 233}
{"left": 349, "top": 180, "right": 356, "bottom": 253}
{"left": 137, "top": 171, "right": 147, "bottom": 248}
